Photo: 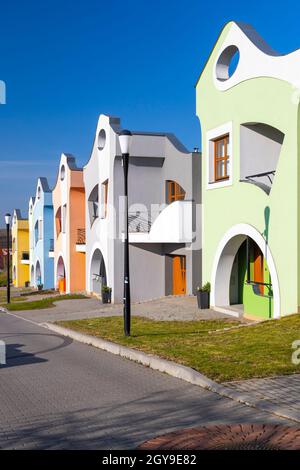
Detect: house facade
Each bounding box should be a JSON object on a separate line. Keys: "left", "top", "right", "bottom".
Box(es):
{"left": 11, "top": 209, "right": 30, "bottom": 287}
{"left": 196, "top": 21, "right": 300, "bottom": 319}
{"left": 52, "top": 154, "right": 86, "bottom": 293}
{"left": 28, "top": 196, "right": 35, "bottom": 286}
{"left": 83, "top": 114, "right": 201, "bottom": 303}
{"left": 29, "top": 178, "right": 54, "bottom": 289}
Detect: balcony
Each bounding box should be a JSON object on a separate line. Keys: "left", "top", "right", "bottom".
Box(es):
{"left": 76, "top": 228, "right": 86, "bottom": 253}
{"left": 128, "top": 211, "right": 152, "bottom": 233}
{"left": 20, "top": 251, "right": 30, "bottom": 265}
{"left": 129, "top": 201, "right": 193, "bottom": 244}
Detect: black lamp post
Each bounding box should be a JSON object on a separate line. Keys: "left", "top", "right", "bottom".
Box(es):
{"left": 119, "top": 129, "right": 132, "bottom": 336}
{"left": 4, "top": 213, "right": 11, "bottom": 304}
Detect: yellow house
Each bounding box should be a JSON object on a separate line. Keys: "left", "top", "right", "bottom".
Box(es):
{"left": 12, "top": 209, "right": 30, "bottom": 287}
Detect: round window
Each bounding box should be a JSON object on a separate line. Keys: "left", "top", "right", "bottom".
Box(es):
{"left": 216, "top": 45, "right": 240, "bottom": 82}
{"left": 98, "top": 129, "right": 106, "bottom": 151}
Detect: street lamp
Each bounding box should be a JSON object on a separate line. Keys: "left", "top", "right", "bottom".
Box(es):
{"left": 119, "top": 129, "right": 132, "bottom": 336}
{"left": 4, "top": 213, "right": 11, "bottom": 304}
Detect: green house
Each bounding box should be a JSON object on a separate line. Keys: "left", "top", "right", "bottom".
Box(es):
{"left": 196, "top": 22, "right": 300, "bottom": 319}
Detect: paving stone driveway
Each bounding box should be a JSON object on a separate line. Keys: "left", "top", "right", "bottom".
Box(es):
{"left": 9, "top": 295, "right": 240, "bottom": 324}
{"left": 227, "top": 375, "right": 300, "bottom": 422}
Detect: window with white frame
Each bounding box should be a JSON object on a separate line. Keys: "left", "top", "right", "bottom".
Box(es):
{"left": 213, "top": 134, "right": 230, "bottom": 181}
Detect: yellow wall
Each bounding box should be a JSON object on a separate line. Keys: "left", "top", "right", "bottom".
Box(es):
{"left": 12, "top": 216, "right": 30, "bottom": 287}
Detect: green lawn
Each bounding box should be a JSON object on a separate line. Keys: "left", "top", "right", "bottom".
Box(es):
{"left": 57, "top": 315, "right": 300, "bottom": 382}
{"left": 4, "top": 294, "right": 88, "bottom": 311}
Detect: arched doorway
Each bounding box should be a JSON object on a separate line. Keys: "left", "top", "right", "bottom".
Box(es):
{"left": 57, "top": 256, "right": 66, "bottom": 293}
{"left": 35, "top": 260, "right": 42, "bottom": 287}
{"left": 211, "top": 224, "right": 280, "bottom": 319}
{"left": 90, "top": 249, "right": 107, "bottom": 295}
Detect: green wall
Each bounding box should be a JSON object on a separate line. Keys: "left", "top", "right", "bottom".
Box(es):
{"left": 233, "top": 241, "right": 273, "bottom": 319}
{"left": 196, "top": 22, "right": 300, "bottom": 317}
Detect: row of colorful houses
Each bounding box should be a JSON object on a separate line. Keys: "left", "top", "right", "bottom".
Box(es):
{"left": 12, "top": 114, "right": 201, "bottom": 303}
{"left": 11, "top": 21, "right": 300, "bottom": 319}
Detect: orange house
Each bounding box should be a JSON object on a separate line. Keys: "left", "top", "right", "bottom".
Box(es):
{"left": 52, "top": 154, "right": 86, "bottom": 293}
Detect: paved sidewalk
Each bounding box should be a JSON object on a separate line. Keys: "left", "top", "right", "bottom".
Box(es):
{"left": 7, "top": 296, "right": 241, "bottom": 324}
{"left": 226, "top": 375, "right": 300, "bottom": 421}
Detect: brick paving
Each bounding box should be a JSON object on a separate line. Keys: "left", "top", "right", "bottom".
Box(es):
{"left": 0, "top": 312, "right": 292, "bottom": 450}
{"left": 139, "top": 424, "right": 300, "bottom": 450}
{"left": 226, "top": 375, "right": 300, "bottom": 421}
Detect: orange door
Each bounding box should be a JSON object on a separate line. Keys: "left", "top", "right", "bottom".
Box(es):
{"left": 58, "top": 278, "right": 66, "bottom": 293}
{"left": 253, "top": 245, "right": 264, "bottom": 295}
{"left": 172, "top": 256, "right": 186, "bottom": 295}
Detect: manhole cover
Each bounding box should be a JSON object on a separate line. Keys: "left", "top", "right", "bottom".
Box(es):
{"left": 139, "top": 424, "right": 300, "bottom": 450}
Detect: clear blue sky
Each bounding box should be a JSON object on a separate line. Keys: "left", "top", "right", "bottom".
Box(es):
{"left": 1, "top": 0, "right": 300, "bottom": 223}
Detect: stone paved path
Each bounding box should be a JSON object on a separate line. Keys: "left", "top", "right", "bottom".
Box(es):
{"left": 226, "top": 375, "right": 300, "bottom": 421}
{"left": 7, "top": 295, "right": 243, "bottom": 324}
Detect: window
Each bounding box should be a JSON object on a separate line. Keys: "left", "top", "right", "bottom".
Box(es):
{"left": 38, "top": 219, "right": 43, "bottom": 240}
{"left": 34, "top": 221, "right": 39, "bottom": 245}
{"left": 55, "top": 207, "right": 62, "bottom": 237}
{"left": 88, "top": 185, "right": 99, "bottom": 227}
{"left": 62, "top": 204, "right": 67, "bottom": 233}
{"left": 214, "top": 134, "right": 229, "bottom": 181}
{"left": 166, "top": 181, "right": 186, "bottom": 204}
{"left": 100, "top": 180, "right": 108, "bottom": 218}
{"left": 98, "top": 129, "right": 106, "bottom": 150}
{"left": 206, "top": 122, "right": 232, "bottom": 189}
{"left": 216, "top": 45, "right": 240, "bottom": 82}
{"left": 60, "top": 165, "right": 65, "bottom": 181}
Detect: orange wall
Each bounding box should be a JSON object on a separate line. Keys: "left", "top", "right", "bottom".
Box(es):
{"left": 69, "top": 187, "right": 86, "bottom": 292}
{"left": 52, "top": 159, "right": 86, "bottom": 293}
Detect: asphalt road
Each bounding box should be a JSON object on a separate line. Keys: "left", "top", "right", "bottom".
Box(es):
{"left": 0, "top": 311, "right": 293, "bottom": 450}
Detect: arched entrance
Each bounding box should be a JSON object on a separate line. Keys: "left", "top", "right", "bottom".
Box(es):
{"left": 35, "top": 260, "right": 42, "bottom": 286}
{"left": 90, "top": 248, "right": 107, "bottom": 295}
{"left": 57, "top": 256, "right": 66, "bottom": 293}
{"left": 211, "top": 224, "right": 280, "bottom": 319}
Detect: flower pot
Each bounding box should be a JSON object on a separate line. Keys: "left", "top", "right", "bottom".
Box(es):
{"left": 37, "top": 284, "right": 43, "bottom": 291}
{"left": 197, "top": 291, "right": 210, "bottom": 309}
{"left": 102, "top": 291, "right": 111, "bottom": 304}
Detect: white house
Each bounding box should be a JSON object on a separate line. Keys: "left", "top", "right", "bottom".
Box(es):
{"left": 83, "top": 114, "right": 201, "bottom": 303}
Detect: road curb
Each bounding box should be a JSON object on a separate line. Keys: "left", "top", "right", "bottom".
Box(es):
{"left": 43, "top": 322, "right": 300, "bottom": 424}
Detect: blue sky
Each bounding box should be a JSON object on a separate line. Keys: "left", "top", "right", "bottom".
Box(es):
{"left": 0, "top": 0, "right": 300, "bottom": 223}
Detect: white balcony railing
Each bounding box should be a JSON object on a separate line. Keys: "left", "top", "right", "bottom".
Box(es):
{"left": 129, "top": 200, "right": 193, "bottom": 244}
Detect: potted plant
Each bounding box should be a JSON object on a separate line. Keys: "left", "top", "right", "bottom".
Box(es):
{"left": 196, "top": 282, "right": 210, "bottom": 309}
{"left": 101, "top": 285, "right": 112, "bottom": 304}
{"left": 37, "top": 283, "right": 43, "bottom": 292}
